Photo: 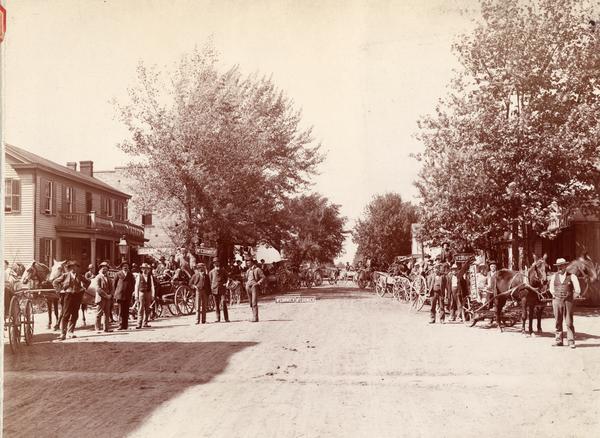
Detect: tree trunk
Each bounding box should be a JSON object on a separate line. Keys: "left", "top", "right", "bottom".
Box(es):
{"left": 511, "top": 222, "right": 520, "bottom": 270}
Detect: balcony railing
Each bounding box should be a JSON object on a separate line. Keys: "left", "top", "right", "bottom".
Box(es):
{"left": 58, "top": 211, "right": 145, "bottom": 241}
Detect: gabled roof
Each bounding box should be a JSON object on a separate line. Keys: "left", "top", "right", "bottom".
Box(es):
{"left": 5, "top": 143, "right": 130, "bottom": 198}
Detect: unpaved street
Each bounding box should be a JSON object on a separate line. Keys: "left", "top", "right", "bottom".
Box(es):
{"left": 4, "top": 286, "right": 600, "bottom": 438}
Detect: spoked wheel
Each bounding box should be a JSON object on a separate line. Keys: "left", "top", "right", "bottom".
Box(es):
{"left": 207, "top": 294, "right": 216, "bottom": 312}
{"left": 175, "top": 285, "right": 195, "bottom": 315}
{"left": 375, "top": 278, "right": 387, "bottom": 297}
{"left": 399, "top": 279, "right": 412, "bottom": 303}
{"left": 415, "top": 292, "right": 427, "bottom": 311}
{"left": 166, "top": 295, "right": 179, "bottom": 316}
{"left": 8, "top": 296, "right": 21, "bottom": 354}
{"left": 328, "top": 277, "right": 336, "bottom": 285}
{"left": 23, "top": 299, "right": 34, "bottom": 346}
{"left": 313, "top": 274, "right": 323, "bottom": 287}
{"left": 150, "top": 300, "right": 163, "bottom": 319}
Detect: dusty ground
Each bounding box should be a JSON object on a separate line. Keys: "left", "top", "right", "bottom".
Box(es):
{"left": 3, "top": 285, "right": 600, "bottom": 438}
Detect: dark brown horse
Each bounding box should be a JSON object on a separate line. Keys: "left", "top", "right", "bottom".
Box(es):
{"left": 494, "top": 258, "right": 598, "bottom": 333}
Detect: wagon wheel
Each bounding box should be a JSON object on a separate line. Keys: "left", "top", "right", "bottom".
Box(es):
{"left": 175, "top": 285, "right": 195, "bottom": 315}
{"left": 111, "top": 303, "right": 120, "bottom": 323}
{"left": 8, "top": 296, "right": 21, "bottom": 354}
{"left": 207, "top": 294, "right": 216, "bottom": 312}
{"left": 23, "top": 299, "right": 34, "bottom": 346}
{"left": 150, "top": 299, "right": 163, "bottom": 320}
{"left": 313, "top": 273, "right": 323, "bottom": 287}
{"left": 415, "top": 290, "right": 427, "bottom": 311}
{"left": 400, "top": 279, "right": 412, "bottom": 303}
{"left": 375, "top": 278, "right": 387, "bottom": 297}
{"left": 502, "top": 317, "right": 516, "bottom": 327}
{"left": 163, "top": 293, "right": 179, "bottom": 316}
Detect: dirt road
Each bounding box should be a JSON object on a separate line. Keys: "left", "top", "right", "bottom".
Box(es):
{"left": 4, "top": 286, "right": 600, "bottom": 437}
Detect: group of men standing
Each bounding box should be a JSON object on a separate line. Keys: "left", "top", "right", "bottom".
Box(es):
{"left": 189, "top": 257, "right": 265, "bottom": 324}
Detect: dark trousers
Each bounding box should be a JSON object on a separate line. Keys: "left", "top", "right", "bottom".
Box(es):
{"left": 118, "top": 298, "right": 131, "bottom": 329}
{"left": 247, "top": 284, "right": 260, "bottom": 322}
{"left": 56, "top": 293, "right": 66, "bottom": 329}
{"left": 213, "top": 293, "right": 229, "bottom": 322}
{"left": 430, "top": 290, "right": 445, "bottom": 322}
{"left": 553, "top": 298, "right": 575, "bottom": 344}
{"left": 449, "top": 287, "right": 464, "bottom": 321}
{"left": 61, "top": 292, "right": 82, "bottom": 335}
{"left": 195, "top": 288, "right": 208, "bottom": 323}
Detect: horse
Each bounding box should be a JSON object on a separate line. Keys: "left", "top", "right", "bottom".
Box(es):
{"left": 21, "top": 261, "right": 61, "bottom": 329}
{"left": 21, "top": 260, "right": 89, "bottom": 329}
{"left": 494, "top": 258, "right": 598, "bottom": 333}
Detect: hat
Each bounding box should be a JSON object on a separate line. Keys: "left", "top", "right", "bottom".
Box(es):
{"left": 118, "top": 261, "right": 130, "bottom": 269}
{"left": 66, "top": 260, "right": 80, "bottom": 268}
{"left": 98, "top": 261, "right": 110, "bottom": 268}
{"left": 212, "top": 257, "right": 219, "bottom": 263}
{"left": 451, "top": 263, "right": 458, "bottom": 269}
{"left": 554, "top": 258, "right": 569, "bottom": 266}
{"left": 488, "top": 260, "right": 497, "bottom": 266}
{"left": 140, "top": 262, "right": 152, "bottom": 269}
{"left": 88, "top": 264, "right": 94, "bottom": 270}
{"left": 159, "top": 256, "right": 166, "bottom": 261}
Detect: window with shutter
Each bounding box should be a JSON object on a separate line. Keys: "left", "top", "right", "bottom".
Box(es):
{"left": 4, "top": 179, "right": 21, "bottom": 213}
{"left": 42, "top": 179, "right": 55, "bottom": 215}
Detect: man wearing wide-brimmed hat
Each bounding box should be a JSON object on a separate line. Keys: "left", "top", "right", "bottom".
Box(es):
{"left": 549, "top": 257, "right": 581, "bottom": 348}
{"left": 52, "top": 260, "right": 90, "bottom": 340}
{"left": 245, "top": 258, "right": 265, "bottom": 322}
{"left": 93, "top": 261, "right": 113, "bottom": 333}
{"left": 134, "top": 262, "right": 157, "bottom": 328}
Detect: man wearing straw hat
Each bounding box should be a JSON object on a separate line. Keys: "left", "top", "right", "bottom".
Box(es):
{"left": 190, "top": 263, "right": 210, "bottom": 324}
{"left": 209, "top": 257, "right": 229, "bottom": 323}
{"left": 52, "top": 260, "right": 89, "bottom": 340}
{"left": 549, "top": 257, "right": 581, "bottom": 348}
{"left": 135, "top": 262, "right": 157, "bottom": 328}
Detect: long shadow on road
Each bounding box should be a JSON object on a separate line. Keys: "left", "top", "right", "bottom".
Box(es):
{"left": 3, "top": 340, "right": 256, "bottom": 438}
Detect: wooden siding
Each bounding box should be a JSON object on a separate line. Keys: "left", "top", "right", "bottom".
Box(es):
{"left": 3, "top": 157, "right": 35, "bottom": 265}
{"left": 34, "top": 169, "right": 131, "bottom": 261}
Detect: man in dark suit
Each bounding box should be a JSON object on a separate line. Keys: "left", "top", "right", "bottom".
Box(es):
{"left": 209, "top": 258, "right": 229, "bottom": 322}
{"left": 190, "top": 263, "right": 210, "bottom": 324}
{"left": 113, "top": 261, "right": 135, "bottom": 330}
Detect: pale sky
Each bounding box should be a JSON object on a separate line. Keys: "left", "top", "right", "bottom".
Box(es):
{"left": 4, "top": 0, "right": 478, "bottom": 262}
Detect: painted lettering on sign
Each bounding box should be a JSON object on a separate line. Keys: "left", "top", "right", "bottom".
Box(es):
{"left": 275, "top": 295, "right": 316, "bottom": 303}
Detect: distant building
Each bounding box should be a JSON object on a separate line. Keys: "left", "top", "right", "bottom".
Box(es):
{"left": 3, "top": 144, "right": 145, "bottom": 267}
{"left": 94, "top": 166, "right": 176, "bottom": 258}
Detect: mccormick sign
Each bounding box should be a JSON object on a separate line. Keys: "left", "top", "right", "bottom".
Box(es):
{"left": 275, "top": 295, "right": 316, "bottom": 303}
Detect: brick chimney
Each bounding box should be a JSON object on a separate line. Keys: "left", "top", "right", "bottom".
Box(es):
{"left": 79, "top": 161, "right": 93, "bottom": 177}
{"left": 66, "top": 162, "right": 77, "bottom": 171}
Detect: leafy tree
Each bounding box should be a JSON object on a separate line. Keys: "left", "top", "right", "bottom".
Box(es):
{"left": 115, "top": 45, "right": 323, "bottom": 259}
{"left": 280, "top": 193, "right": 347, "bottom": 266}
{"left": 352, "top": 193, "right": 419, "bottom": 266}
{"left": 415, "top": 0, "right": 600, "bottom": 267}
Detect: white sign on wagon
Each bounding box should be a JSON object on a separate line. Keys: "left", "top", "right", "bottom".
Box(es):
{"left": 275, "top": 295, "right": 316, "bottom": 303}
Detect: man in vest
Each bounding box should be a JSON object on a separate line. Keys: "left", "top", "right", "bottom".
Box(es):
{"left": 190, "top": 263, "right": 210, "bottom": 324}
{"left": 209, "top": 258, "right": 229, "bottom": 323}
{"left": 427, "top": 263, "right": 447, "bottom": 324}
{"left": 52, "top": 260, "right": 90, "bottom": 340}
{"left": 549, "top": 257, "right": 581, "bottom": 348}
{"left": 246, "top": 258, "right": 265, "bottom": 322}
{"left": 134, "top": 263, "right": 157, "bottom": 329}
{"left": 93, "top": 261, "right": 113, "bottom": 333}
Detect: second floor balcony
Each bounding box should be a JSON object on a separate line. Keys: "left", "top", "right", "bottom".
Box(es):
{"left": 56, "top": 211, "right": 145, "bottom": 243}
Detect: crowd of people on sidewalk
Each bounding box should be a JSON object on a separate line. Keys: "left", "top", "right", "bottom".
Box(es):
{"left": 50, "top": 248, "right": 268, "bottom": 341}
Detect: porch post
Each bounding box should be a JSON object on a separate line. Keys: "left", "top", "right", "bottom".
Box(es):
{"left": 109, "top": 240, "right": 115, "bottom": 266}
{"left": 90, "top": 237, "right": 97, "bottom": 269}
{"left": 56, "top": 238, "right": 62, "bottom": 261}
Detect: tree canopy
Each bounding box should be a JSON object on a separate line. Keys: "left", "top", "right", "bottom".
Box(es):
{"left": 415, "top": 0, "right": 600, "bottom": 265}
{"left": 352, "top": 193, "right": 418, "bottom": 266}
{"left": 115, "top": 45, "right": 323, "bottom": 258}
{"left": 281, "top": 193, "right": 347, "bottom": 266}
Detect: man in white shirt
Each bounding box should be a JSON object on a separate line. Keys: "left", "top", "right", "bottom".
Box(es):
{"left": 548, "top": 258, "right": 581, "bottom": 348}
